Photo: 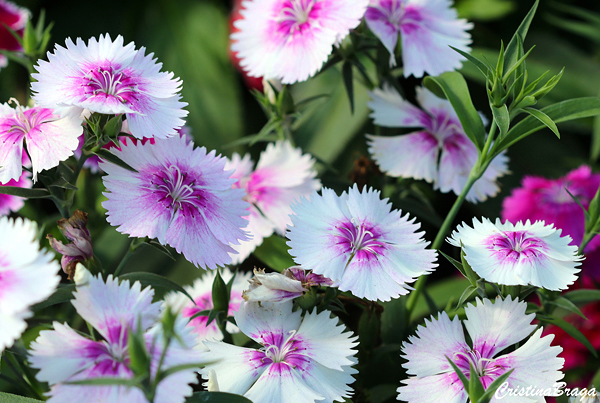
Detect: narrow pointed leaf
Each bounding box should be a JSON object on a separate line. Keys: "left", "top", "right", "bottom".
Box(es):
{"left": 549, "top": 296, "right": 587, "bottom": 320}
{"left": 469, "top": 363, "right": 486, "bottom": 401}
{"left": 120, "top": 272, "right": 194, "bottom": 304}
{"left": 30, "top": 284, "right": 76, "bottom": 311}
{"left": 439, "top": 250, "right": 467, "bottom": 278}
{"left": 94, "top": 149, "right": 138, "bottom": 173}
{"left": 562, "top": 289, "right": 600, "bottom": 305}
{"left": 450, "top": 46, "right": 491, "bottom": 78}
{"left": 523, "top": 107, "right": 560, "bottom": 138}
{"left": 491, "top": 104, "right": 510, "bottom": 137}
{"left": 49, "top": 177, "right": 78, "bottom": 191}
{"left": 0, "top": 392, "right": 44, "bottom": 402}
{"left": 456, "top": 285, "right": 478, "bottom": 311}
{"left": 342, "top": 60, "right": 354, "bottom": 114}
{"left": 476, "top": 369, "right": 514, "bottom": 403}
{"left": 503, "top": 0, "right": 538, "bottom": 73}
{"left": 424, "top": 72, "right": 486, "bottom": 149}
{"left": 445, "top": 356, "right": 470, "bottom": 391}
{"left": 537, "top": 314, "right": 598, "bottom": 357}
{"left": 0, "top": 186, "right": 51, "bottom": 199}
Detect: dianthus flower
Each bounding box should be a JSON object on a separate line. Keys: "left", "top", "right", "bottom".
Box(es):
{"left": 366, "top": 85, "right": 508, "bottom": 203}
{"left": 225, "top": 141, "right": 320, "bottom": 263}
{"left": 0, "top": 217, "right": 60, "bottom": 352}
{"left": 365, "top": 0, "right": 472, "bottom": 77}
{"left": 47, "top": 210, "right": 93, "bottom": 279}
{"left": 0, "top": 170, "right": 31, "bottom": 215}
{"left": 0, "top": 0, "right": 29, "bottom": 70}
{"left": 231, "top": 0, "right": 369, "bottom": 84}
{"left": 29, "top": 275, "right": 202, "bottom": 403}
{"left": 31, "top": 34, "right": 187, "bottom": 139}
{"left": 502, "top": 166, "right": 600, "bottom": 280}
{"left": 200, "top": 300, "right": 358, "bottom": 403}
{"left": 101, "top": 135, "right": 249, "bottom": 269}
{"left": 163, "top": 267, "right": 252, "bottom": 342}
{"left": 448, "top": 217, "right": 582, "bottom": 291}
{"left": 0, "top": 102, "right": 83, "bottom": 183}
{"left": 243, "top": 266, "right": 333, "bottom": 303}
{"left": 287, "top": 184, "right": 437, "bottom": 301}
{"left": 398, "top": 296, "right": 564, "bottom": 403}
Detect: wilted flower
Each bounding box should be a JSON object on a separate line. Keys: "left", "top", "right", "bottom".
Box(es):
{"left": 366, "top": 85, "right": 508, "bottom": 203}
{"left": 101, "top": 135, "right": 249, "bottom": 269}
{"left": 163, "top": 268, "right": 252, "bottom": 342}
{"left": 365, "top": 0, "right": 472, "bottom": 77}
{"left": 0, "top": 217, "right": 60, "bottom": 352}
{"left": 287, "top": 184, "right": 437, "bottom": 301}
{"left": 0, "top": 0, "right": 30, "bottom": 70}
{"left": 448, "top": 217, "right": 582, "bottom": 291}
{"left": 397, "top": 296, "right": 564, "bottom": 402}
{"left": 32, "top": 34, "right": 187, "bottom": 139}
{"left": 0, "top": 101, "right": 83, "bottom": 183}
{"left": 225, "top": 141, "right": 320, "bottom": 264}
{"left": 29, "top": 274, "right": 203, "bottom": 403}
{"left": 47, "top": 210, "right": 93, "bottom": 279}
{"left": 231, "top": 0, "right": 369, "bottom": 84}
{"left": 200, "top": 300, "right": 358, "bottom": 403}
{"left": 243, "top": 266, "right": 333, "bottom": 303}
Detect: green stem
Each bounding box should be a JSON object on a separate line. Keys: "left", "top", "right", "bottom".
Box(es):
{"left": 406, "top": 125, "right": 499, "bottom": 317}
{"left": 114, "top": 240, "right": 140, "bottom": 277}
{"left": 578, "top": 232, "right": 597, "bottom": 255}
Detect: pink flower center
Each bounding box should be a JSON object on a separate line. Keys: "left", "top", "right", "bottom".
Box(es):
{"left": 148, "top": 164, "right": 207, "bottom": 217}
{"left": 260, "top": 330, "right": 309, "bottom": 370}
{"left": 486, "top": 230, "right": 545, "bottom": 262}
{"left": 84, "top": 66, "right": 137, "bottom": 104}
{"left": 4, "top": 106, "right": 56, "bottom": 137}
{"left": 367, "top": 0, "right": 404, "bottom": 27}
{"left": 335, "top": 218, "right": 386, "bottom": 262}
{"left": 276, "top": 0, "right": 321, "bottom": 34}
{"left": 453, "top": 349, "right": 507, "bottom": 386}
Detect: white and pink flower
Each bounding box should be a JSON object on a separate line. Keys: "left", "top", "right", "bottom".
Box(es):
{"left": 0, "top": 170, "right": 32, "bottom": 215}
{"left": 367, "top": 86, "right": 508, "bottom": 203}
{"left": 0, "top": 102, "right": 83, "bottom": 183}
{"left": 287, "top": 184, "right": 437, "bottom": 301}
{"left": 448, "top": 217, "right": 582, "bottom": 291}
{"left": 29, "top": 274, "right": 202, "bottom": 403}
{"left": 226, "top": 141, "right": 320, "bottom": 264}
{"left": 32, "top": 34, "right": 187, "bottom": 140}
{"left": 163, "top": 268, "right": 252, "bottom": 342}
{"left": 365, "top": 0, "right": 472, "bottom": 77}
{"left": 231, "top": 0, "right": 369, "bottom": 84}
{"left": 0, "top": 0, "right": 29, "bottom": 70}
{"left": 200, "top": 300, "right": 358, "bottom": 403}
{"left": 101, "top": 135, "right": 250, "bottom": 269}
{"left": 397, "top": 296, "right": 564, "bottom": 403}
{"left": 0, "top": 217, "right": 60, "bottom": 352}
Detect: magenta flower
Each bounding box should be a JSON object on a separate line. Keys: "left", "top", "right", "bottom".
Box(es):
{"left": 0, "top": 170, "right": 31, "bottom": 215}
{"left": 367, "top": 86, "right": 508, "bottom": 203}
{"left": 0, "top": 0, "right": 29, "bottom": 70}
{"left": 101, "top": 135, "right": 249, "bottom": 269}
{"left": 200, "top": 300, "right": 358, "bottom": 403}
{"left": 231, "top": 0, "right": 369, "bottom": 84}
{"left": 0, "top": 102, "right": 83, "bottom": 183}
{"left": 365, "top": 0, "right": 472, "bottom": 77}
{"left": 163, "top": 268, "right": 252, "bottom": 341}
{"left": 225, "top": 141, "right": 320, "bottom": 264}
{"left": 448, "top": 217, "right": 582, "bottom": 291}
{"left": 29, "top": 275, "right": 202, "bottom": 403}
{"left": 287, "top": 184, "right": 437, "bottom": 301}
{"left": 397, "top": 296, "right": 564, "bottom": 403}
{"left": 32, "top": 34, "right": 187, "bottom": 140}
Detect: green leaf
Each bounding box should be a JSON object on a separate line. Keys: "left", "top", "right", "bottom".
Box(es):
{"left": 549, "top": 296, "right": 587, "bottom": 320}
{"left": 476, "top": 369, "right": 514, "bottom": 403}
{"left": 103, "top": 115, "right": 123, "bottom": 139}
{"left": 186, "top": 391, "right": 253, "bottom": 403}
{"left": 49, "top": 177, "right": 78, "bottom": 191}
{"left": 495, "top": 97, "right": 600, "bottom": 153}
{"left": 30, "top": 284, "right": 76, "bottom": 311}
{"left": 445, "top": 356, "right": 470, "bottom": 391}
{"left": 592, "top": 106, "right": 600, "bottom": 162}
{"left": 422, "top": 289, "right": 439, "bottom": 317}
{"left": 341, "top": 61, "right": 354, "bottom": 114}
{"left": 0, "top": 186, "right": 51, "bottom": 199}
{"left": 503, "top": 0, "right": 538, "bottom": 73}
{"left": 423, "top": 72, "right": 486, "bottom": 149}
{"left": 252, "top": 234, "right": 295, "bottom": 272}
{"left": 456, "top": 285, "right": 478, "bottom": 310}
{"left": 439, "top": 250, "right": 467, "bottom": 277}
{"left": 491, "top": 104, "right": 510, "bottom": 137}
{"left": 94, "top": 149, "right": 138, "bottom": 173}
{"left": 120, "top": 272, "right": 194, "bottom": 304}
{"left": 522, "top": 107, "right": 560, "bottom": 138}
{"left": 469, "top": 363, "right": 486, "bottom": 401}
{"left": 65, "top": 376, "right": 143, "bottom": 387}
{"left": 562, "top": 289, "right": 600, "bottom": 305}
{"left": 0, "top": 391, "right": 44, "bottom": 402}
{"left": 380, "top": 297, "right": 407, "bottom": 344}
{"left": 211, "top": 270, "right": 230, "bottom": 314}
{"left": 451, "top": 46, "right": 491, "bottom": 78}
{"left": 537, "top": 314, "right": 598, "bottom": 357}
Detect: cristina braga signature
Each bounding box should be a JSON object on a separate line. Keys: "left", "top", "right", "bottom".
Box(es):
{"left": 494, "top": 382, "right": 598, "bottom": 401}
